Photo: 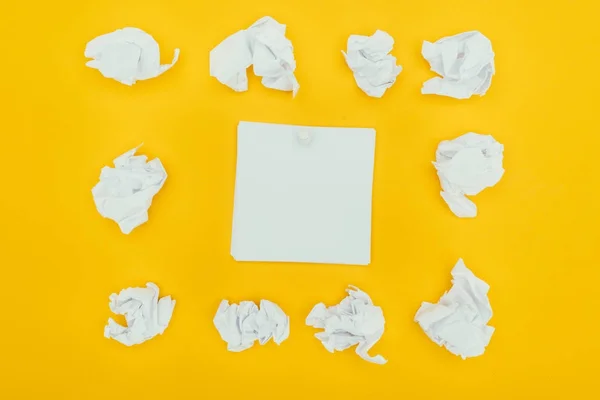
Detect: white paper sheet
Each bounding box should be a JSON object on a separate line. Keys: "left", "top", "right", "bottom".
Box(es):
{"left": 433, "top": 132, "right": 504, "bottom": 218}
{"left": 213, "top": 299, "right": 290, "bottom": 351}
{"left": 210, "top": 16, "right": 299, "bottom": 96}
{"left": 92, "top": 145, "right": 167, "bottom": 234}
{"left": 414, "top": 259, "right": 494, "bottom": 359}
{"left": 85, "top": 27, "right": 179, "bottom": 85}
{"left": 421, "top": 31, "right": 495, "bottom": 99}
{"left": 306, "top": 286, "right": 387, "bottom": 364}
{"left": 231, "top": 121, "right": 375, "bottom": 265}
{"left": 104, "top": 282, "right": 175, "bottom": 347}
{"left": 343, "top": 30, "right": 402, "bottom": 98}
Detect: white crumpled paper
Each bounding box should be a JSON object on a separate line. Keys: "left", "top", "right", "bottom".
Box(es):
{"left": 213, "top": 299, "right": 290, "bottom": 352}
{"left": 104, "top": 282, "right": 176, "bottom": 347}
{"left": 85, "top": 27, "right": 180, "bottom": 85}
{"left": 421, "top": 31, "right": 495, "bottom": 99}
{"left": 92, "top": 145, "right": 167, "bottom": 234}
{"left": 414, "top": 259, "right": 494, "bottom": 359}
{"left": 343, "top": 30, "right": 402, "bottom": 98}
{"left": 210, "top": 16, "right": 299, "bottom": 96}
{"left": 433, "top": 132, "right": 504, "bottom": 218}
{"left": 306, "top": 286, "right": 387, "bottom": 364}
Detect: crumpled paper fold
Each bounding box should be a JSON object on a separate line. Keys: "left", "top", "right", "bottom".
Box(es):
{"left": 415, "top": 259, "right": 494, "bottom": 359}
{"left": 433, "top": 132, "right": 504, "bottom": 218}
{"left": 213, "top": 299, "right": 290, "bottom": 351}
{"left": 104, "top": 282, "right": 176, "bottom": 346}
{"left": 421, "top": 31, "right": 494, "bottom": 99}
{"left": 343, "top": 30, "right": 402, "bottom": 98}
{"left": 92, "top": 145, "right": 167, "bottom": 234}
{"left": 210, "top": 16, "right": 299, "bottom": 96}
{"left": 85, "top": 27, "right": 179, "bottom": 85}
{"left": 306, "top": 286, "right": 387, "bottom": 364}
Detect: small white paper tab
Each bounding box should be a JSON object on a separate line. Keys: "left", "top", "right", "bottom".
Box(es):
{"left": 231, "top": 121, "right": 376, "bottom": 265}
{"left": 343, "top": 30, "right": 402, "bottom": 98}
{"left": 421, "top": 31, "right": 495, "bottom": 99}
{"left": 104, "top": 282, "right": 176, "bottom": 347}
{"left": 433, "top": 132, "right": 504, "bottom": 218}
{"left": 210, "top": 16, "right": 299, "bottom": 96}
{"left": 414, "top": 259, "right": 494, "bottom": 359}
{"left": 213, "top": 299, "right": 290, "bottom": 352}
{"left": 306, "top": 286, "right": 387, "bottom": 364}
{"left": 92, "top": 145, "right": 167, "bottom": 234}
{"left": 85, "top": 27, "right": 179, "bottom": 85}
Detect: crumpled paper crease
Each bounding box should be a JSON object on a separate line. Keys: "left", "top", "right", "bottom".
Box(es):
{"left": 421, "top": 31, "right": 494, "bottom": 99}
{"left": 415, "top": 259, "right": 494, "bottom": 359}
{"left": 92, "top": 145, "right": 167, "bottom": 234}
{"left": 433, "top": 132, "right": 504, "bottom": 218}
{"left": 213, "top": 299, "right": 290, "bottom": 351}
{"left": 210, "top": 16, "right": 299, "bottom": 96}
{"left": 104, "top": 282, "right": 176, "bottom": 346}
{"left": 343, "top": 30, "right": 402, "bottom": 98}
{"left": 85, "top": 27, "right": 179, "bottom": 85}
{"left": 306, "top": 286, "right": 387, "bottom": 364}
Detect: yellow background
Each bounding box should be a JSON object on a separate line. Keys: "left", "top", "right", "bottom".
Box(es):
{"left": 1, "top": 0, "right": 599, "bottom": 398}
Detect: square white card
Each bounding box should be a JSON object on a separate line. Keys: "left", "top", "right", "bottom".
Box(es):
{"left": 231, "top": 121, "right": 376, "bottom": 265}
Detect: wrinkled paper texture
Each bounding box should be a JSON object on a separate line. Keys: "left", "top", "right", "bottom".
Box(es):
{"left": 421, "top": 31, "right": 495, "bottom": 99}
{"left": 92, "top": 145, "right": 167, "bottom": 234}
{"left": 415, "top": 259, "right": 494, "bottom": 359}
{"left": 306, "top": 286, "right": 387, "bottom": 364}
{"left": 210, "top": 16, "right": 299, "bottom": 96}
{"left": 104, "top": 282, "right": 176, "bottom": 346}
{"left": 214, "top": 299, "right": 290, "bottom": 351}
{"left": 433, "top": 132, "right": 504, "bottom": 218}
{"left": 85, "top": 27, "right": 180, "bottom": 85}
{"left": 343, "top": 30, "right": 402, "bottom": 98}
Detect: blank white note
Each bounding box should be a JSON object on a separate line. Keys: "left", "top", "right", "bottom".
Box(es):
{"left": 231, "top": 121, "right": 376, "bottom": 265}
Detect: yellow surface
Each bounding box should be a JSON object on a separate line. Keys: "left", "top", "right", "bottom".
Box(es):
{"left": 1, "top": 0, "right": 599, "bottom": 398}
